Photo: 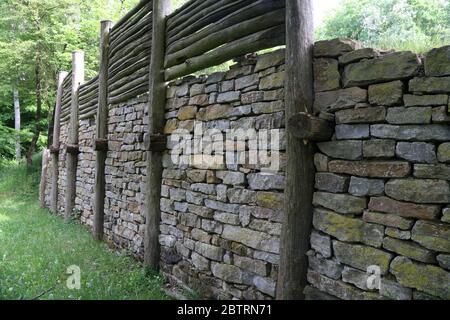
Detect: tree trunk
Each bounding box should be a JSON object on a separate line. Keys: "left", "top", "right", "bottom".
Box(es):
{"left": 27, "top": 55, "right": 43, "bottom": 168}
{"left": 13, "top": 86, "right": 21, "bottom": 160}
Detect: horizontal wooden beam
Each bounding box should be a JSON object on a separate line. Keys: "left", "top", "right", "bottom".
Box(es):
{"left": 66, "top": 143, "right": 80, "bottom": 155}
{"left": 144, "top": 133, "right": 166, "bottom": 152}
{"left": 94, "top": 138, "right": 108, "bottom": 151}
{"left": 287, "top": 112, "right": 334, "bottom": 142}
{"left": 165, "top": 24, "right": 285, "bottom": 81}
{"left": 49, "top": 145, "right": 60, "bottom": 154}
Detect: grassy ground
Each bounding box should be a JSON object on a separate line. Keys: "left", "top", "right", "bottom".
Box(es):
{"left": 0, "top": 154, "right": 169, "bottom": 300}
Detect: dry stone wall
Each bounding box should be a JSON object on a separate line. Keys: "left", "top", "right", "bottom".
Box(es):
{"left": 43, "top": 39, "right": 450, "bottom": 300}
{"left": 103, "top": 95, "right": 149, "bottom": 258}
{"left": 75, "top": 118, "right": 96, "bottom": 226}
{"left": 306, "top": 39, "right": 450, "bottom": 300}
{"left": 159, "top": 50, "right": 286, "bottom": 300}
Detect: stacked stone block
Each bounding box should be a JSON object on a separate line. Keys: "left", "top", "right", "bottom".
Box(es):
{"left": 75, "top": 118, "right": 96, "bottom": 225}
{"left": 103, "top": 95, "right": 148, "bottom": 258}
{"left": 307, "top": 39, "right": 450, "bottom": 300}
{"left": 56, "top": 123, "right": 69, "bottom": 216}
{"left": 159, "top": 50, "right": 286, "bottom": 299}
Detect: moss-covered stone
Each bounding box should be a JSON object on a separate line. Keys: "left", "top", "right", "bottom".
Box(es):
{"left": 314, "top": 58, "right": 340, "bottom": 92}
{"left": 368, "top": 81, "right": 404, "bottom": 106}
{"left": 333, "top": 241, "right": 393, "bottom": 274}
{"left": 385, "top": 179, "right": 450, "bottom": 204}
{"left": 382, "top": 237, "right": 436, "bottom": 263}
{"left": 412, "top": 220, "right": 450, "bottom": 253}
{"left": 390, "top": 256, "right": 450, "bottom": 299}
{"left": 425, "top": 45, "right": 450, "bottom": 77}
{"left": 314, "top": 38, "right": 363, "bottom": 58}
{"left": 313, "top": 209, "right": 384, "bottom": 247}
{"left": 343, "top": 52, "right": 420, "bottom": 87}
{"left": 363, "top": 211, "right": 414, "bottom": 231}
{"left": 438, "top": 143, "right": 450, "bottom": 163}
{"left": 409, "top": 77, "right": 450, "bottom": 94}
{"left": 313, "top": 192, "right": 367, "bottom": 214}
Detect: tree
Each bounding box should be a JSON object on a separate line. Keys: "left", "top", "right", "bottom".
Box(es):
{"left": 317, "top": 0, "right": 450, "bottom": 52}
{"left": 0, "top": 0, "right": 140, "bottom": 164}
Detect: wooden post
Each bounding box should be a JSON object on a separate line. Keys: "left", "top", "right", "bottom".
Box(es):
{"left": 65, "top": 51, "right": 85, "bottom": 223}
{"left": 93, "top": 20, "right": 113, "bottom": 241}
{"left": 50, "top": 71, "right": 68, "bottom": 214}
{"left": 144, "top": 0, "right": 171, "bottom": 270}
{"left": 277, "top": 0, "right": 315, "bottom": 300}
{"left": 39, "top": 149, "right": 50, "bottom": 208}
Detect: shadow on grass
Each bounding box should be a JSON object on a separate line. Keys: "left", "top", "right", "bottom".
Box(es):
{"left": 0, "top": 153, "right": 169, "bottom": 300}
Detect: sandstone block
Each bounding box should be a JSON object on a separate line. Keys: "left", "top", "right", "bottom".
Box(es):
{"left": 371, "top": 124, "right": 450, "bottom": 141}
{"left": 329, "top": 160, "right": 410, "bottom": 178}
{"left": 335, "top": 125, "right": 370, "bottom": 140}
{"left": 363, "top": 139, "right": 396, "bottom": 158}
{"left": 333, "top": 241, "right": 393, "bottom": 274}
{"left": 390, "top": 256, "right": 450, "bottom": 299}
{"left": 395, "top": 142, "right": 436, "bottom": 163}
{"left": 386, "top": 107, "right": 432, "bottom": 124}
{"left": 315, "top": 173, "right": 350, "bottom": 193}
{"left": 343, "top": 52, "right": 420, "bottom": 87}
{"left": 412, "top": 220, "right": 450, "bottom": 253}
{"left": 425, "top": 45, "right": 450, "bottom": 77}
{"left": 314, "top": 38, "right": 363, "bottom": 58}
{"left": 363, "top": 211, "right": 414, "bottom": 230}
{"left": 349, "top": 177, "right": 384, "bottom": 197}
{"left": 310, "top": 230, "right": 332, "bottom": 258}
{"left": 335, "top": 106, "right": 386, "bottom": 124}
{"left": 313, "top": 192, "right": 366, "bottom": 214}
{"left": 410, "top": 77, "right": 450, "bottom": 94}
{"left": 383, "top": 237, "right": 436, "bottom": 263}
{"left": 385, "top": 179, "right": 450, "bottom": 204}
{"left": 368, "top": 196, "right": 440, "bottom": 220}
{"left": 403, "top": 94, "right": 448, "bottom": 107}
{"left": 368, "top": 81, "right": 404, "bottom": 106}
{"left": 314, "top": 58, "right": 340, "bottom": 92}
{"left": 317, "top": 140, "right": 362, "bottom": 160}
{"left": 314, "top": 87, "right": 367, "bottom": 114}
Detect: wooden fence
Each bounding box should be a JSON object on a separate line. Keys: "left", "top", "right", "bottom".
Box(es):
{"left": 44, "top": 0, "right": 317, "bottom": 300}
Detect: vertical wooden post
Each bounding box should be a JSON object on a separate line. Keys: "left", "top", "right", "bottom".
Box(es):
{"left": 93, "top": 20, "right": 113, "bottom": 241}
{"left": 277, "top": 0, "right": 315, "bottom": 300}
{"left": 65, "top": 51, "right": 85, "bottom": 223}
{"left": 144, "top": 0, "right": 171, "bottom": 270}
{"left": 50, "top": 71, "right": 68, "bottom": 214}
{"left": 39, "top": 149, "right": 51, "bottom": 208}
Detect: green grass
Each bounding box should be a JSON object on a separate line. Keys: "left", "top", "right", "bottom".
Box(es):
{"left": 0, "top": 153, "right": 169, "bottom": 300}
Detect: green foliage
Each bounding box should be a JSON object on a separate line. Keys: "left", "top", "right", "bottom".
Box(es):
{"left": 317, "top": 0, "right": 450, "bottom": 52}
{"left": 0, "top": 155, "right": 169, "bottom": 300}
{"left": 0, "top": 0, "right": 141, "bottom": 161}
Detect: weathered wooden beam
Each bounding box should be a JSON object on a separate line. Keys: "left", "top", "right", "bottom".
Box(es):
{"left": 288, "top": 112, "right": 334, "bottom": 142}
{"left": 111, "top": 0, "right": 151, "bottom": 31}
{"left": 93, "top": 20, "right": 113, "bottom": 241}
{"left": 144, "top": 0, "right": 171, "bottom": 270}
{"left": 94, "top": 138, "right": 108, "bottom": 151}
{"left": 165, "top": 8, "right": 285, "bottom": 68}
{"left": 64, "top": 51, "right": 84, "bottom": 223}
{"left": 108, "top": 83, "right": 148, "bottom": 105}
{"left": 143, "top": 133, "right": 166, "bottom": 152}
{"left": 165, "top": 24, "right": 285, "bottom": 81}
{"left": 277, "top": 0, "right": 315, "bottom": 300}
{"left": 51, "top": 71, "right": 68, "bottom": 214}
{"left": 166, "top": 0, "right": 253, "bottom": 46}
{"left": 166, "top": 0, "right": 285, "bottom": 55}
{"left": 66, "top": 144, "right": 80, "bottom": 155}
